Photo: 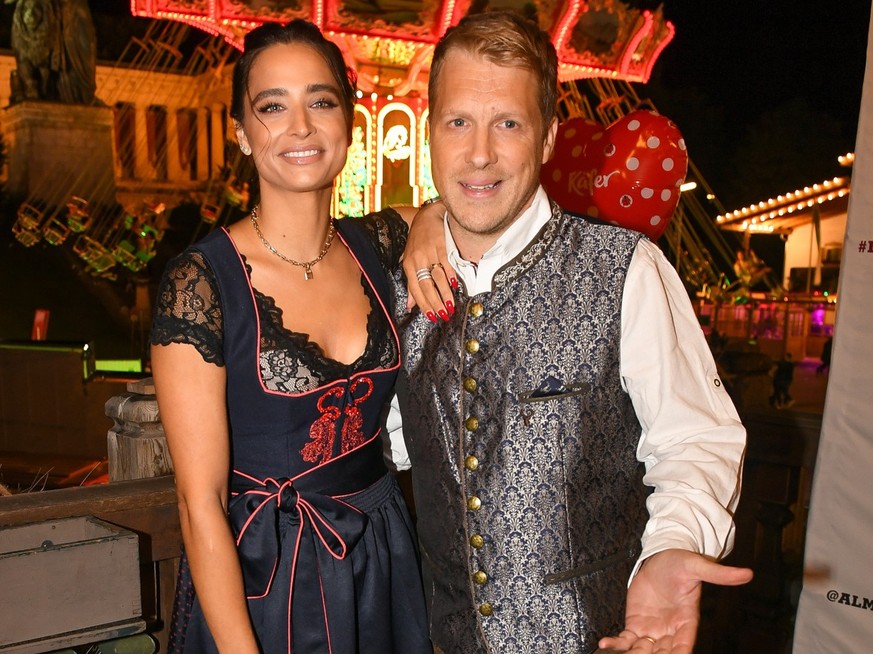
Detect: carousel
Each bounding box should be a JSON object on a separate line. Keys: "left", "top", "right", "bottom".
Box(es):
{"left": 132, "top": 0, "right": 676, "bottom": 214}
{"left": 8, "top": 1, "right": 720, "bottom": 288}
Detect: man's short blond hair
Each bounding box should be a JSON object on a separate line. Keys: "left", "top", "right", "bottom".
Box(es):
{"left": 429, "top": 10, "right": 559, "bottom": 136}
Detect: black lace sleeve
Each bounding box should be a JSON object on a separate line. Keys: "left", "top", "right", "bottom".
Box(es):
{"left": 357, "top": 208, "right": 409, "bottom": 273}
{"left": 149, "top": 250, "right": 225, "bottom": 366}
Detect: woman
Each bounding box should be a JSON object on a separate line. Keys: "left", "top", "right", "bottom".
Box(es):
{"left": 150, "top": 20, "right": 442, "bottom": 653}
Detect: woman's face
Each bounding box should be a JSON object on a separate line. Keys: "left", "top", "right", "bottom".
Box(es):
{"left": 235, "top": 42, "right": 350, "bottom": 197}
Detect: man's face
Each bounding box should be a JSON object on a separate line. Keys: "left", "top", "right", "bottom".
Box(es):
{"left": 429, "top": 50, "right": 557, "bottom": 259}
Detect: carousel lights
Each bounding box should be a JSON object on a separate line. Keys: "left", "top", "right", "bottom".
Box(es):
{"left": 553, "top": 0, "right": 583, "bottom": 52}
{"left": 716, "top": 177, "right": 849, "bottom": 223}
{"left": 620, "top": 11, "right": 653, "bottom": 76}
{"left": 361, "top": 36, "right": 418, "bottom": 67}
{"left": 558, "top": 65, "right": 620, "bottom": 81}
{"left": 438, "top": 0, "right": 459, "bottom": 34}
{"left": 643, "top": 19, "right": 675, "bottom": 82}
{"left": 838, "top": 152, "right": 854, "bottom": 166}
{"left": 135, "top": 0, "right": 675, "bottom": 88}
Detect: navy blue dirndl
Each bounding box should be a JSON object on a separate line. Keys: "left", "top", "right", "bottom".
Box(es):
{"left": 166, "top": 218, "right": 430, "bottom": 654}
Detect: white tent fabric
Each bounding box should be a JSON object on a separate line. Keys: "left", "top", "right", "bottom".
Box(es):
{"left": 793, "top": 5, "right": 873, "bottom": 651}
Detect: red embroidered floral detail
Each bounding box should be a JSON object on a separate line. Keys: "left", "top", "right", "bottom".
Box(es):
{"left": 341, "top": 377, "right": 373, "bottom": 453}
{"left": 300, "top": 386, "right": 344, "bottom": 464}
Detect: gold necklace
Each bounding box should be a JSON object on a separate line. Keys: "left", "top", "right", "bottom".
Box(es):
{"left": 250, "top": 205, "right": 336, "bottom": 281}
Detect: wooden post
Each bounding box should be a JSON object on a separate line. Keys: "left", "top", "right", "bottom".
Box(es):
{"left": 106, "top": 378, "right": 173, "bottom": 481}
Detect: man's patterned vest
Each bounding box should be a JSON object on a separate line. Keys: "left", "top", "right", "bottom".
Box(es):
{"left": 395, "top": 206, "right": 649, "bottom": 654}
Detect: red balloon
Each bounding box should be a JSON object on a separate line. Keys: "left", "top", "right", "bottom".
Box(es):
{"left": 540, "top": 117, "right": 604, "bottom": 215}
{"left": 592, "top": 110, "right": 688, "bottom": 240}
{"left": 541, "top": 109, "right": 688, "bottom": 240}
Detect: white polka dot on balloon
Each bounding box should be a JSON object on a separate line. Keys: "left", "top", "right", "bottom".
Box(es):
{"left": 641, "top": 188, "right": 654, "bottom": 199}
{"left": 627, "top": 119, "right": 641, "bottom": 131}
{"left": 650, "top": 216, "right": 662, "bottom": 226}
{"left": 647, "top": 136, "right": 661, "bottom": 148}
{"left": 626, "top": 157, "right": 640, "bottom": 171}
{"left": 661, "top": 189, "right": 672, "bottom": 201}
{"left": 662, "top": 158, "right": 675, "bottom": 171}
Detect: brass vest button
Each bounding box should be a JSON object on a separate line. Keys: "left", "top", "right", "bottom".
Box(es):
{"left": 464, "top": 416, "right": 479, "bottom": 432}
{"left": 479, "top": 602, "right": 493, "bottom": 616}
{"left": 465, "top": 339, "right": 480, "bottom": 354}
{"left": 467, "top": 495, "right": 481, "bottom": 511}
{"left": 463, "top": 377, "right": 478, "bottom": 393}
{"left": 473, "top": 570, "right": 488, "bottom": 585}
{"left": 470, "top": 533, "right": 484, "bottom": 549}
{"left": 469, "top": 302, "right": 484, "bottom": 318}
{"left": 464, "top": 455, "right": 479, "bottom": 471}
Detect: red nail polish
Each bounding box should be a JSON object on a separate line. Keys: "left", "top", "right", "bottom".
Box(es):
{"left": 446, "top": 300, "right": 455, "bottom": 315}
{"left": 450, "top": 277, "right": 459, "bottom": 289}
{"left": 426, "top": 311, "right": 437, "bottom": 323}
{"left": 438, "top": 310, "right": 449, "bottom": 321}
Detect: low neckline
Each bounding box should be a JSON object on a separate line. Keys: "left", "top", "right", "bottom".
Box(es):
{"left": 250, "top": 268, "right": 374, "bottom": 370}
{"left": 230, "top": 229, "right": 389, "bottom": 374}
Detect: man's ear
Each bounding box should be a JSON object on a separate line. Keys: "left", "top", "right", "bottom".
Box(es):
{"left": 542, "top": 116, "right": 558, "bottom": 165}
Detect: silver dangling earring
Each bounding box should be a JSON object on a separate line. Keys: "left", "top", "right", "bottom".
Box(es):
{"left": 240, "top": 144, "right": 251, "bottom": 155}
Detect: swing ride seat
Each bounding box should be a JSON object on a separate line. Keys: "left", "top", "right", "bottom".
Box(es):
{"left": 17, "top": 204, "right": 44, "bottom": 230}
{"left": 112, "top": 240, "right": 146, "bottom": 272}
{"left": 73, "top": 234, "right": 99, "bottom": 258}
{"left": 43, "top": 217, "right": 72, "bottom": 246}
{"left": 75, "top": 237, "right": 114, "bottom": 274}
{"left": 66, "top": 196, "right": 92, "bottom": 233}
{"left": 87, "top": 251, "right": 117, "bottom": 274}
{"left": 12, "top": 221, "right": 41, "bottom": 247}
{"left": 200, "top": 203, "right": 220, "bottom": 224}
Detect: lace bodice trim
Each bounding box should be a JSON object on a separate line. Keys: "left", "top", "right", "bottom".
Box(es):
{"left": 150, "top": 211, "right": 407, "bottom": 391}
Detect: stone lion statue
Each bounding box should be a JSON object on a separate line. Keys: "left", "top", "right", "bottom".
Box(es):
{"left": 7, "top": 0, "right": 97, "bottom": 104}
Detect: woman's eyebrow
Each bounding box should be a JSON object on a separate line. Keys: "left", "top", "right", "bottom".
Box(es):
{"left": 251, "top": 87, "right": 287, "bottom": 104}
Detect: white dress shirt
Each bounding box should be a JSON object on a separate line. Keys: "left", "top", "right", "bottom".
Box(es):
{"left": 389, "top": 186, "right": 745, "bottom": 581}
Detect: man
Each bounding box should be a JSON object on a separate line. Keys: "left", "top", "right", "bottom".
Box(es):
{"left": 394, "top": 10, "right": 751, "bottom": 654}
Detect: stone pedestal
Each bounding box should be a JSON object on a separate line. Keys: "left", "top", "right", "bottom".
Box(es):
{"left": 106, "top": 378, "right": 173, "bottom": 482}
{"left": 4, "top": 101, "right": 116, "bottom": 207}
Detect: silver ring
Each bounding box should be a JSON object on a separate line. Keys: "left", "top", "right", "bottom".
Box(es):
{"left": 415, "top": 267, "right": 433, "bottom": 282}
{"left": 641, "top": 636, "right": 656, "bottom": 645}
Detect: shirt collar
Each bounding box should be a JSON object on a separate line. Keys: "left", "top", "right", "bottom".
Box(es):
{"left": 445, "top": 187, "right": 552, "bottom": 295}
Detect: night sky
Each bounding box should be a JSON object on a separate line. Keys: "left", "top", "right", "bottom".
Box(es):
{"left": 647, "top": 0, "right": 872, "bottom": 210}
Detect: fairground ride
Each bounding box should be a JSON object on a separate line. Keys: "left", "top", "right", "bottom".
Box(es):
{"left": 7, "top": 0, "right": 767, "bottom": 304}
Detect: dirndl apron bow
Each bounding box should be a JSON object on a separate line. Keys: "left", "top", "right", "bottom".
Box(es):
{"left": 229, "top": 434, "right": 385, "bottom": 653}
